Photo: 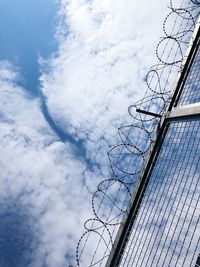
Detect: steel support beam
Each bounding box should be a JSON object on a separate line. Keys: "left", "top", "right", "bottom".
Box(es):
{"left": 166, "top": 103, "right": 200, "bottom": 120}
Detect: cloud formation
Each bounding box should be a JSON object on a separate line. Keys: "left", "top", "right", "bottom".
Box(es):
{"left": 0, "top": 0, "right": 184, "bottom": 266}
{"left": 40, "top": 0, "right": 170, "bottom": 170}
{"left": 0, "top": 61, "right": 94, "bottom": 266}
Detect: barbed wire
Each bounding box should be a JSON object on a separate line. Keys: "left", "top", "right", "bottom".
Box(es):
{"left": 75, "top": 1, "right": 200, "bottom": 266}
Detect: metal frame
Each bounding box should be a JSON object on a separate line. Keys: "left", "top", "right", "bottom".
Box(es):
{"left": 105, "top": 16, "right": 200, "bottom": 267}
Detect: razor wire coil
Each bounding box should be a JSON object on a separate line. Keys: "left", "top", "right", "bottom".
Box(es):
{"left": 75, "top": 1, "right": 200, "bottom": 266}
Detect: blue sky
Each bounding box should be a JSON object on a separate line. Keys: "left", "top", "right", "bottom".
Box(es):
{"left": 0, "top": 0, "right": 58, "bottom": 95}
{"left": 0, "top": 0, "right": 189, "bottom": 266}
{"left": 0, "top": 0, "right": 89, "bottom": 159}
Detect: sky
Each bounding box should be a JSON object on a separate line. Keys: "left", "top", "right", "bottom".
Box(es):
{"left": 0, "top": 0, "right": 184, "bottom": 266}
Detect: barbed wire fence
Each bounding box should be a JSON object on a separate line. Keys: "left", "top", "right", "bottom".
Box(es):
{"left": 75, "top": 1, "right": 200, "bottom": 266}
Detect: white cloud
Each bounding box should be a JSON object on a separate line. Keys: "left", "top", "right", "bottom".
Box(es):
{"left": 40, "top": 0, "right": 171, "bottom": 164}
{"left": 0, "top": 61, "right": 95, "bottom": 266}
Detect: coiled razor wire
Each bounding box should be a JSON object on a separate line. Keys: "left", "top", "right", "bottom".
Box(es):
{"left": 75, "top": 1, "right": 200, "bottom": 266}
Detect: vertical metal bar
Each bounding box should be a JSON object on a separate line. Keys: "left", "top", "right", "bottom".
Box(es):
{"left": 105, "top": 122, "right": 169, "bottom": 267}
{"left": 168, "top": 18, "right": 200, "bottom": 110}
